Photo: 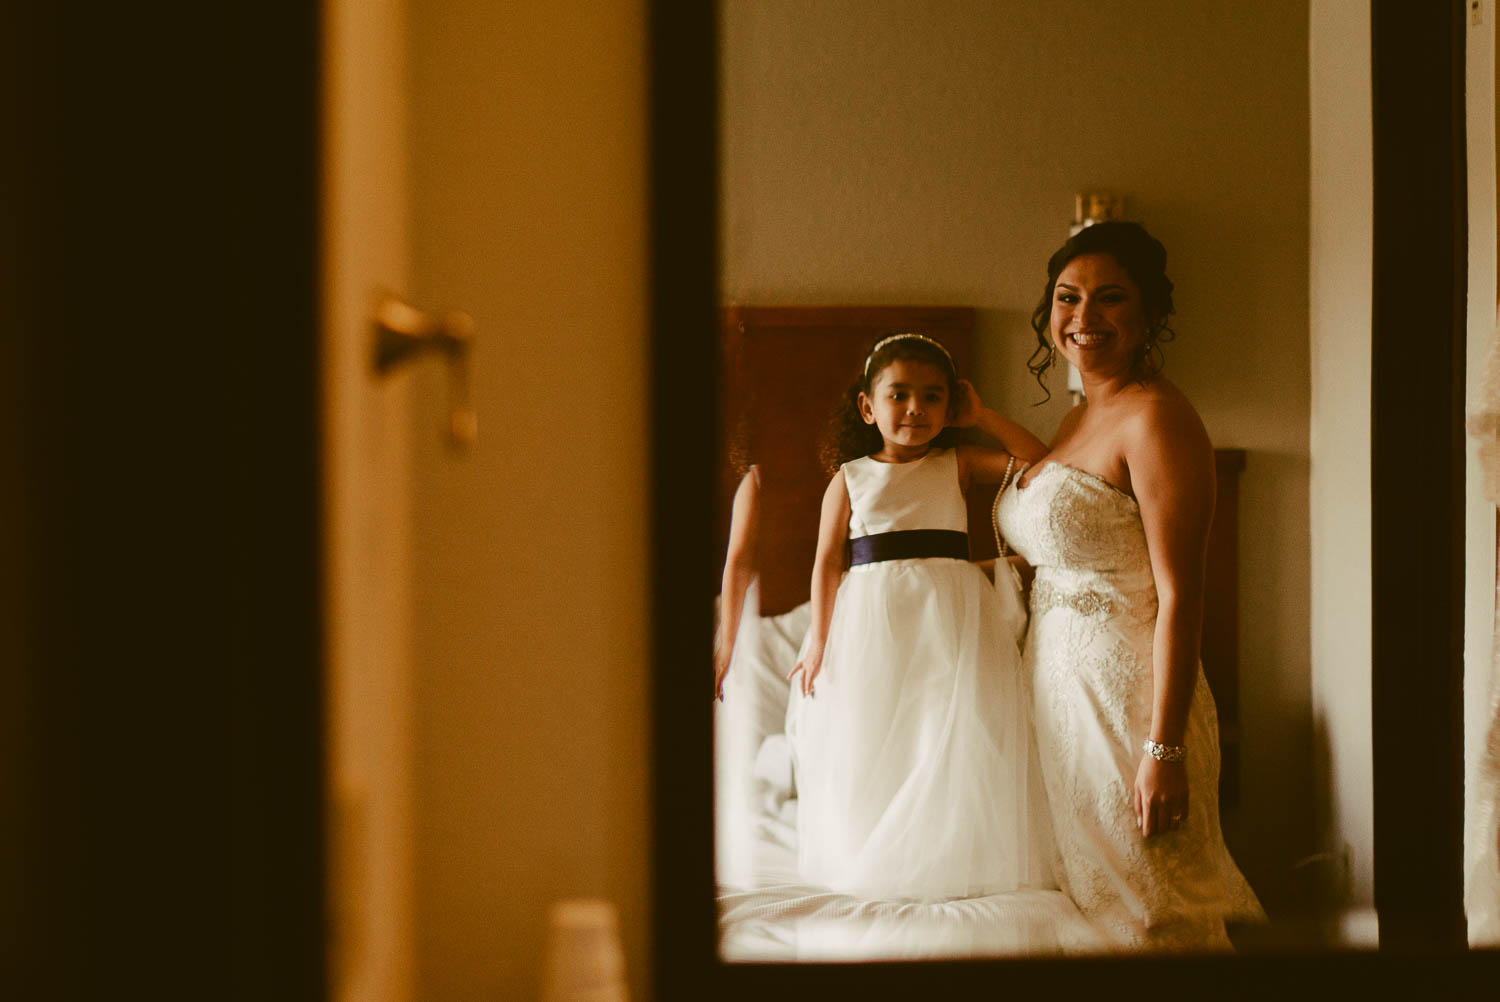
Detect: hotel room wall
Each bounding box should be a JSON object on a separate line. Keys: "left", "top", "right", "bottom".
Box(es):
{"left": 721, "top": 0, "right": 1313, "bottom": 910}
{"left": 1465, "top": 2, "right": 1498, "bottom": 920}
{"left": 1308, "top": 0, "right": 1374, "bottom": 916}
{"left": 404, "top": 1, "right": 650, "bottom": 999}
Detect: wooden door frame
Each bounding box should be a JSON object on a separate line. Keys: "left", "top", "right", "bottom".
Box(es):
{"left": 1369, "top": 0, "right": 1468, "bottom": 952}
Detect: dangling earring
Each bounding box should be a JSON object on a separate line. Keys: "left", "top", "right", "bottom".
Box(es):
{"left": 1140, "top": 327, "right": 1162, "bottom": 376}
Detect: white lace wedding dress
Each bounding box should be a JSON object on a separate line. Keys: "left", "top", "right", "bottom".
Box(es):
{"left": 995, "top": 462, "right": 1265, "bottom": 949}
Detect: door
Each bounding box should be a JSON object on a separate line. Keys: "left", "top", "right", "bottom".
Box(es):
{"left": 322, "top": 1, "right": 416, "bottom": 999}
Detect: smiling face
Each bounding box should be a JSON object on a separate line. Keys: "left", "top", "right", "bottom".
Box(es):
{"left": 1050, "top": 251, "right": 1153, "bottom": 381}
{"left": 858, "top": 358, "right": 951, "bottom": 459}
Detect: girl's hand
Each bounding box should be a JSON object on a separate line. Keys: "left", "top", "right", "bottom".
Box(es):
{"left": 953, "top": 379, "right": 984, "bottom": 428}
{"left": 1133, "top": 754, "right": 1189, "bottom": 837}
{"left": 713, "top": 647, "right": 731, "bottom": 701}
{"left": 1006, "top": 553, "right": 1035, "bottom": 600}
{"left": 787, "top": 654, "right": 822, "bottom": 698}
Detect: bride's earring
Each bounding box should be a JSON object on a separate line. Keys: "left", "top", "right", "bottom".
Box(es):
{"left": 1141, "top": 329, "right": 1163, "bottom": 375}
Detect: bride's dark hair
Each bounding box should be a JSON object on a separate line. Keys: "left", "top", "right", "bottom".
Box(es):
{"left": 820, "top": 334, "right": 961, "bottom": 474}
{"left": 1026, "top": 221, "right": 1177, "bottom": 401}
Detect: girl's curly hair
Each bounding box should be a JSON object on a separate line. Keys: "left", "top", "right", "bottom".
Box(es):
{"left": 819, "top": 334, "right": 961, "bottom": 474}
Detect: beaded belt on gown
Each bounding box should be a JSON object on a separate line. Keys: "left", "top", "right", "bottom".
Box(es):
{"left": 1030, "top": 578, "right": 1119, "bottom": 617}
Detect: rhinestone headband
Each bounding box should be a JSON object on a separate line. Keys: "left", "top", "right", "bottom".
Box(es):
{"left": 864, "top": 333, "right": 954, "bottom": 376}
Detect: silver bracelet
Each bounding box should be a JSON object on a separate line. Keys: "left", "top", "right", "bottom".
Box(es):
{"left": 1143, "top": 738, "right": 1187, "bottom": 763}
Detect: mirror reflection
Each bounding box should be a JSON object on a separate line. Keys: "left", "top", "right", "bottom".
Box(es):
{"left": 707, "top": 0, "right": 1478, "bottom": 961}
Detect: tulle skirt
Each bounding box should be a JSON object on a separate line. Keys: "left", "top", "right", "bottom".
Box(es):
{"left": 786, "top": 557, "right": 1056, "bottom": 902}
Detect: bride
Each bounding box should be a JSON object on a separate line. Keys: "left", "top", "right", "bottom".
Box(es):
{"left": 995, "top": 221, "right": 1266, "bottom": 950}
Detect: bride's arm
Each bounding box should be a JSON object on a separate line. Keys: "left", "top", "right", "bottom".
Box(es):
{"left": 787, "top": 470, "right": 851, "bottom": 698}
{"left": 1127, "top": 396, "right": 1215, "bottom": 839}
{"left": 952, "top": 380, "right": 1049, "bottom": 475}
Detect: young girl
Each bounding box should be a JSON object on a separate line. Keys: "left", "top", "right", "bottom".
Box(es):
{"left": 785, "top": 333, "right": 1057, "bottom": 902}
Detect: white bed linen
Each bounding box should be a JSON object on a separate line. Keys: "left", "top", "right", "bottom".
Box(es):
{"left": 715, "top": 587, "right": 811, "bottom": 888}
{"left": 715, "top": 588, "right": 1109, "bottom": 960}
{"left": 717, "top": 798, "right": 1106, "bottom": 960}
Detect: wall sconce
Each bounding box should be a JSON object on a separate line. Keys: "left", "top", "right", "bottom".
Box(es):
{"left": 1072, "top": 192, "right": 1123, "bottom": 235}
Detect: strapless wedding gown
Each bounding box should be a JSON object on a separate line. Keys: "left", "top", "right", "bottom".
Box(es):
{"left": 995, "top": 462, "right": 1265, "bottom": 949}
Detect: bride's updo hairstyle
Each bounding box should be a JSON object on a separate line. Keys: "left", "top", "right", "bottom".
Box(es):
{"left": 1026, "top": 221, "right": 1177, "bottom": 400}
{"left": 821, "top": 333, "right": 961, "bottom": 474}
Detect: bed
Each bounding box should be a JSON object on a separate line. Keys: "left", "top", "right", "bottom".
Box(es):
{"left": 713, "top": 304, "right": 1246, "bottom": 959}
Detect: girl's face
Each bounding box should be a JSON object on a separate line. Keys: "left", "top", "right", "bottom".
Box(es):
{"left": 1050, "top": 252, "right": 1151, "bottom": 380}
{"left": 858, "top": 358, "right": 951, "bottom": 458}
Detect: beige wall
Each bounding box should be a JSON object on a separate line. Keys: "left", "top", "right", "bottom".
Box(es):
{"left": 1465, "top": 2, "right": 1498, "bottom": 933}
{"left": 1308, "top": 0, "right": 1373, "bottom": 918}
{"left": 724, "top": 0, "right": 1314, "bottom": 910}
{"left": 406, "top": 2, "right": 650, "bottom": 999}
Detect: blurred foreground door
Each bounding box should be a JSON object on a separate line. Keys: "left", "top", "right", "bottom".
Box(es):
{"left": 6, "top": 3, "right": 327, "bottom": 995}
{"left": 322, "top": 2, "right": 417, "bottom": 1000}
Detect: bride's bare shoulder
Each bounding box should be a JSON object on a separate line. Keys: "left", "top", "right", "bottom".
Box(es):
{"left": 1124, "top": 378, "right": 1211, "bottom": 456}
{"left": 1053, "top": 401, "right": 1087, "bottom": 440}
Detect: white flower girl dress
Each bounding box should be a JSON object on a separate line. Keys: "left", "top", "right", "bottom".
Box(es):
{"left": 785, "top": 447, "right": 1055, "bottom": 902}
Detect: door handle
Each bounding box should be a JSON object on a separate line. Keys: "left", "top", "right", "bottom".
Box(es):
{"left": 371, "top": 293, "right": 477, "bottom": 448}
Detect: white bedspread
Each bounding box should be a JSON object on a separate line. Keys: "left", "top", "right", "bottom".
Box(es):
{"left": 714, "top": 598, "right": 1108, "bottom": 960}
{"left": 717, "top": 815, "right": 1106, "bottom": 960}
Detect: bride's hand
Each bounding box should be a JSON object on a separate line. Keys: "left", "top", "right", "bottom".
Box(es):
{"left": 787, "top": 654, "right": 822, "bottom": 698}
{"left": 1134, "top": 755, "right": 1189, "bottom": 837}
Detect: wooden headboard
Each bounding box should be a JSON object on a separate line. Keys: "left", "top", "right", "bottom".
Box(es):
{"left": 718, "top": 305, "right": 993, "bottom": 616}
